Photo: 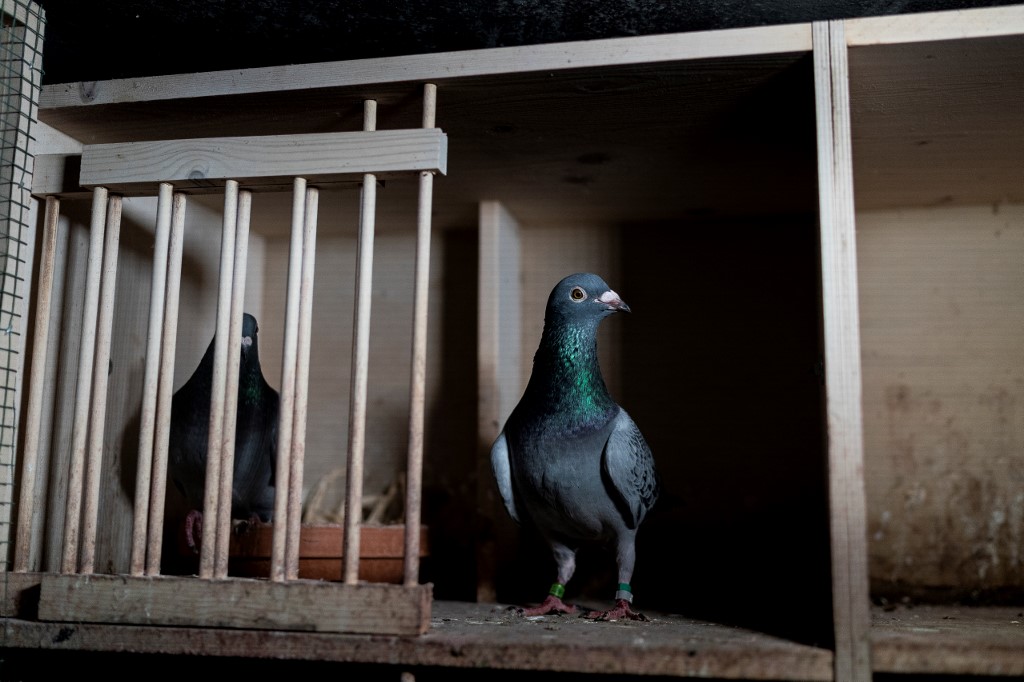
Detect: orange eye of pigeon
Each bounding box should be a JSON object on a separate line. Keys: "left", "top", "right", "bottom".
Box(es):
{"left": 570, "top": 286, "right": 586, "bottom": 302}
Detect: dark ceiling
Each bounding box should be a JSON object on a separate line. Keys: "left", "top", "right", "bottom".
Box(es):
{"left": 32, "top": 0, "right": 1024, "bottom": 85}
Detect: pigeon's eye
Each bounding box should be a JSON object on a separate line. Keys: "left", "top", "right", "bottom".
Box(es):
{"left": 569, "top": 286, "right": 587, "bottom": 302}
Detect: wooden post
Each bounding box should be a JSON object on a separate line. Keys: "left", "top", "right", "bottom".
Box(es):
{"left": 199, "top": 180, "right": 239, "bottom": 578}
{"left": 343, "top": 99, "right": 378, "bottom": 585}
{"left": 271, "top": 176, "right": 307, "bottom": 582}
{"left": 146, "top": 192, "right": 187, "bottom": 575}
{"left": 813, "top": 19, "right": 872, "bottom": 682}
{"left": 214, "top": 188, "right": 252, "bottom": 578}
{"left": 61, "top": 186, "right": 108, "bottom": 574}
{"left": 476, "top": 201, "right": 522, "bottom": 602}
{"left": 285, "top": 186, "right": 319, "bottom": 579}
{"left": 404, "top": 83, "right": 437, "bottom": 586}
{"left": 13, "top": 196, "right": 60, "bottom": 572}
{"left": 80, "top": 194, "right": 122, "bottom": 574}
{"left": 131, "top": 182, "right": 174, "bottom": 575}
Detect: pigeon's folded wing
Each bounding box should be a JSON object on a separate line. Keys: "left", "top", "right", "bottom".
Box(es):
{"left": 601, "top": 409, "right": 659, "bottom": 529}
{"left": 490, "top": 432, "right": 521, "bottom": 524}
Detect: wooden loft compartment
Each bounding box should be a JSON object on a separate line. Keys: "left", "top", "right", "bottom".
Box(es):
{"left": 4, "top": 4, "right": 1023, "bottom": 681}
{"left": 845, "top": 6, "right": 1024, "bottom": 680}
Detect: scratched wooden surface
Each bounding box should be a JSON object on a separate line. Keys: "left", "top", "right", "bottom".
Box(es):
{"left": 1, "top": 598, "right": 833, "bottom": 680}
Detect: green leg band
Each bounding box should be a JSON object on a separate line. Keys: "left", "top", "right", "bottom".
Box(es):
{"left": 615, "top": 583, "right": 633, "bottom": 602}
{"left": 549, "top": 583, "right": 566, "bottom": 599}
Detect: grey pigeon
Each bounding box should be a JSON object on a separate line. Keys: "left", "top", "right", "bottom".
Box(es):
{"left": 169, "top": 312, "right": 278, "bottom": 551}
{"left": 491, "top": 273, "right": 659, "bottom": 620}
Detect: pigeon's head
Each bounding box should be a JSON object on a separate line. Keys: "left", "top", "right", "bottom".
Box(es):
{"left": 241, "top": 312, "right": 259, "bottom": 358}
{"left": 545, "top": 273, "right": 630, "bottom": 328}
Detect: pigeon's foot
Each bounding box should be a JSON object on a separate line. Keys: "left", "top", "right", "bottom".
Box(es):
{"left": 582, "top": 598, "right": 649, "bottom": 622}
{"left": 514, "top": 595, "right": 578, "bottom": 617}
{"left": 232, "top": 513, "right": 267, "bottom": 536}
{"left": 184, "top": 510, "right": 203, "bottom": 554}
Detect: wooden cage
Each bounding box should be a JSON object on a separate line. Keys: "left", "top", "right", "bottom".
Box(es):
{"left": 1, "top": 2, "right": 1022, "bottom": 680}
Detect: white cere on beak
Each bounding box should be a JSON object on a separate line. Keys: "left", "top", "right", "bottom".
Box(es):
{"left": 598, "top": 290, "right": 621, "bottom": 304}
{"left": 241, "top": 336, "right": 253, "bottom": 348}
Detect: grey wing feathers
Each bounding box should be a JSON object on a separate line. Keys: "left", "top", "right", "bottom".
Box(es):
{"left": 490, "top": 431, "right": 521, "bottom": 524}
{"left": 602, "top": 409, "right": 659, "bottom": 529}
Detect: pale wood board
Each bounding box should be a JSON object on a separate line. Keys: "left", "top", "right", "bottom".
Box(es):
{"left": 848, "top": 34, "right": 1024, "bottom": 211}
{"left": 0, "top": 571, "right": 42, "bottom": 618}
{"left": 475, "top": 201, "right": 521, "bottom": 603}
{"left": 812, "top": 20, "right": 872, "bottom": 682}
{"left": 846, "top": 4, "right": 1024, "bottom": 45}
{"left": 39, "top": 23, "right": 811, "bottom": 109}
{"left": 36, "top": 573, "right": 432, "bottom": 635}
{"left": 3, "top": 599, "right": 833, "bottom": 680}
{"left": 857, "top": 204, "right": 1024, "bottom": 593}
{"left": 78, "top": 129, "right": 447, "bottom": 193}
{"left": 871, "top": 604, "right": 1024, "bottom": 676}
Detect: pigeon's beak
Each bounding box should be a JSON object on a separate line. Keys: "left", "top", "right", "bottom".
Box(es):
{"left": 241, "top": 335, "right": 253, "bottom": 354}
{"left": 598, "top": 289, "right": 631, "bottom": 313}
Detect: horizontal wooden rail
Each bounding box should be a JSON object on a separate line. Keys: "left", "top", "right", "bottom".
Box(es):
{"left": 77, "top": 129, "right": 448, "bottom": 192}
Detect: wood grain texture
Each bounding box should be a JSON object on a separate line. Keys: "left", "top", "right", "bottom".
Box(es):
{"left": 813, "top": 20, "right": 872, "bottom": 682}
{"left": 475, "top": 201, "right": 521, "bottom": 603}
{"left": 858, "top": 205, "right": 1024, "bottom": 595}
{"left": 0, "top": 571, "right": 42, "bottom": 618}
{"left": 78, "top": 129, "right": 448, "bottom": 192}
{"left": 846, "top": 4, "right": 1024, "bottom": 45}
{"left": 39, "top": 23, "right": 811, "bottom": 109}
{"left": 872, "top": 605, "right": 1024, "bottom": 675}
{"left": 36, "top": 573, "right": 432, "bottom": 635}
{"left": 7, "top": 600, "right": 832, "bottom": 679}
{"left": 848, "top": 34, "right": 1024, "bottom": 210}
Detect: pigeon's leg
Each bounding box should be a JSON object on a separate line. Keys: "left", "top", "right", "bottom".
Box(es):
{"left": 184, "top": 509, "right": 203, "bottom": 554}
{"left": 517, "top": 541, "right": 578, "bottom": 616}
{"left": 583, "top": 533, "right": 649, "bottom": 621}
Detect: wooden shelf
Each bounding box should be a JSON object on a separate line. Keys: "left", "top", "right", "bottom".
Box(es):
{"left": 0, "top": 599, "right": 833, "bottom": 680}
{"left": 871, "top": 604, "right": 1024, "bottom": 676}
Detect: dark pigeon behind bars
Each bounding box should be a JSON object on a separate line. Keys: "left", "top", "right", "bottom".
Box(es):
{"left": 491, "top": 273, "right": 660, "bottom": 621}
{"left": 169, "top": 312, "right": 279, "bottom": 552}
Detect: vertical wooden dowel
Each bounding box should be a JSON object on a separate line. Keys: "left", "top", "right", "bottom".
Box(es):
{"left": 285, "top": 186, "right": 319, "bottom": 579}
{"left": 214, "top": 189, "right": 252, "bottom": 578}
{"left": 13, "top": 196, "right": 60, "bottom": 572}
{"left": 199, "top": 180, "right": 239, "bottom": 579}
{"left": 61, "top": 186, "right": 108, "bottom": 574}
{"left": 271, "top": 176, "right": 307, "bottom": 582}
{"left": 146, "top": 192, "right": 187, "bottom": 575}
{"left": 343, "top": 99, "right": 378, "bottom": 585}
{"left": 404, "top": 83, "right": 437, "bottom": 586}
{"left": 80, "top": 195, "right": 122, "bottom": 575}
{"left": 130, "top": 182, "right": 173, "bottom": 575}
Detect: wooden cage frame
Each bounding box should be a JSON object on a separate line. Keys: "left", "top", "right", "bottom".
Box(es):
{"left": 2, "top": 3, "right": 1023, "bottom": 680}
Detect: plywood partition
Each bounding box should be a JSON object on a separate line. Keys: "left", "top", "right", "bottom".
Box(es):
{"left": 475, "top": 200, "right": 521, "bottom": 602}
{"left": 812, "top": 19, "right": 872, "bottom": 682}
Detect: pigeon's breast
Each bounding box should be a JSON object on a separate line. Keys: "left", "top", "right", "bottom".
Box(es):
{"left": 509, "top": 410, "right": 623, "bottom": 541}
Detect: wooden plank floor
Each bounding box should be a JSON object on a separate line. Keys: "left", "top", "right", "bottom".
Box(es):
{"left": 871, "top": 604, "right": 1024, "bottom": 676}
{"left": 0, "top": 599, "right": 833, "bottom": 680}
